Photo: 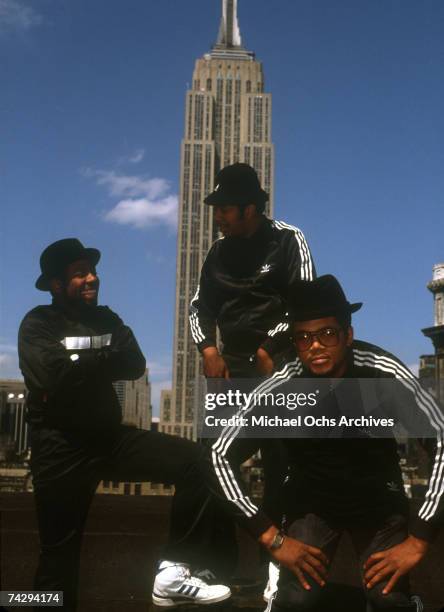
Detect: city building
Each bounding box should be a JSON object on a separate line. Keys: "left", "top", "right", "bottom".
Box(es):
{"left": 113, "top": 368, "right": 151, "bottom": 430}
{"left": 170, "top": 0, "right": 275, "bottom": 438}
{"left": 422, "top": 263, "right": 444, "bottom": 401}
{"left": 0, "top": 379, "right": 28, "bottom": 460}
{"left": 159, "top": 389, "right": 173, "bottom": 434}
{"left": 0, "top": 379, "right": 31, "bottom": 492}
{"left": 418, "top": 354, "right": 436, "bottom": 396}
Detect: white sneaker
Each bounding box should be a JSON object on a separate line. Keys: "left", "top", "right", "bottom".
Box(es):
{"left": 152, "top": 561, "right": 231, "bottom": 607}
{"left": 263, "top": 561, "right": 280, "bottom": 602}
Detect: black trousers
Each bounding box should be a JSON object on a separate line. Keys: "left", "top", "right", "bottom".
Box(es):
{"left": 162, "top": 350, "right": 288, "bottom": 579}
{"left": 271, "top": 512, "right": 414, "bottom": 612}
{"left": 29, "top": 424, "right": 210, "bottom": 612}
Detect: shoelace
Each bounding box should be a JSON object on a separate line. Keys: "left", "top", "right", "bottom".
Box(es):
{"left": 158, "top": 564, "right": 212, "bottom": 591}
{"left": 194, "top": 569, "right": 216, "bottom": 581}
{"left": 181, "top": 569, "right": 208, "bottom": 589}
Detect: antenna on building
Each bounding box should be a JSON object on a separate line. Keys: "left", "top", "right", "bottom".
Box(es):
{"left": 210, "top": 0, "right": 253, "bottom": 60}
{"left": 216, "top": 0, "right": 242, "bottom": 48}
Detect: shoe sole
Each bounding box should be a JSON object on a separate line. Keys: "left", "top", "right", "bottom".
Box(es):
{"left": 152, "top": 591, "right": 231, "bottom": 608}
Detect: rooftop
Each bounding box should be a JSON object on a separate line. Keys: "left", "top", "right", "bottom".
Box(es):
{"left": 1, "top": 493, "right": 443, "bottom": 611}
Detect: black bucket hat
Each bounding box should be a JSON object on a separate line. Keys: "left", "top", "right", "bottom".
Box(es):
{"left": 204, "top": 163, "right": 269, "bottom": 208}
{"left": 35, "top": 238, "right": 101, "bottom": 291}
{"left": 288, "top": 275, "right": 362, "bottom": 321}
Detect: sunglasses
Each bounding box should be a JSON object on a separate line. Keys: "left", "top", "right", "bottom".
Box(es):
{"left": 293, "top": 327, "right": 343, "bottom": 351}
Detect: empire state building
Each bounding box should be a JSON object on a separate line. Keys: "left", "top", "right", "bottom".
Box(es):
{"left": 168, "top": 0, "right": 275, "bottom": 438}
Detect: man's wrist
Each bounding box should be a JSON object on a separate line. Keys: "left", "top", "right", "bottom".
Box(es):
{"left": 259, "top": 525, "right": 279, "bottom": 549}
{"left": 202, "top": 346, "right": 218, "bottom": 357}
{"left": 408, "top": 534, "right": 429, "bottom": 553}
{"left": 269, "top": 530, "right": 285, "bottom": 550}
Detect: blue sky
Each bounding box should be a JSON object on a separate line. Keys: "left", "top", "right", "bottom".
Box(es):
{"left": 1, "top": 0, "right": 443, "bottom": 412}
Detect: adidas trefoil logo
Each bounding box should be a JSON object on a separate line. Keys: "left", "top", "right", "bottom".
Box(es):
{"left": 260, "top": 264, "right": 271, "bottom": 274}
{"left": 386, "top": 481, "right": 400, "bottom": 492}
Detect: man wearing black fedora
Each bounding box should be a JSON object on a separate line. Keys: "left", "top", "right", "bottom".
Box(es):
{"left": 209, "top": 275, "right": 444, "bottom": 612}
{"left": 155, "top": 163, "right": 316, "bottom": 594}
{"left": 190, "top": 162, "right": 315, "bottom": 379}
{"left": 18, "top": 238, "right": 233, "bottom": 610}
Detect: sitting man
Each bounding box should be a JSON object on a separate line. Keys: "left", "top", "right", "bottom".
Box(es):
{"left": 210, "top": 275, "right": 444, "bottom": 611}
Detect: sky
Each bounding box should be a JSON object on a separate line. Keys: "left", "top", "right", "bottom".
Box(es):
{"left": 1, "top": 0, "right": 443, "bottom": 413}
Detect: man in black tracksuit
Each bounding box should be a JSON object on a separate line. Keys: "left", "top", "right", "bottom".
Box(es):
{"left": 190, "top": 163, "right": 315, "bottom": 378}
{"left": 18, "top": 238, "right": 232, "bottom": 611}
{"left": 210, "top": 275, "right": 444, "bottom": 611}
{"left": 157, "top": 163, "right": 315, "bottom": 584}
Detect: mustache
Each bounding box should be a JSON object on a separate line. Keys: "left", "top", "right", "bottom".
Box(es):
{"left": 83, "top": 280, "right": 99, "bottom": 289}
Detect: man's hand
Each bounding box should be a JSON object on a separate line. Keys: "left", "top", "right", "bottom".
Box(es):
{"left": 256, "top": 347, "right": 274, "bottom": 376}
{"left": 363, "top": 535, "right": 429, "bottom": 594}
{"left": 259, "top": 527, "right": 329, "bottom": 590}
{"left": 202, "top": 347, "right": 230, "bottom": 378}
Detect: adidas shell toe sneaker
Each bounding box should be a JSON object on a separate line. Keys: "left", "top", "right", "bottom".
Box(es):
{"left": 153, "top": 562, "right": 231, "bottom": 607}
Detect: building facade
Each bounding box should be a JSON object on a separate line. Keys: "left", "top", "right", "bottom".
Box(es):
{"left": 0, "top": 379, "right": 28, "bottom": 460}
{"left": 422, "top": 263, "right": 444, "bottom": 401}
{"left": 113, "top": 368, "right": 151, "bottom": 430}
{"left": 0, "top": 379, "right": 31, "bottom": 492}
{"left": 159, "top": 389, "right": 173, "bottom": 434}
{"left": 169, "top": 0, "right": 275, "bottom": 438}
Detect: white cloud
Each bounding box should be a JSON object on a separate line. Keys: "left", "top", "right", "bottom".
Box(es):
{"left": 0, "top": 0, "right": 43, "bottom": 32}
{"left": 145, "top": 250, "right": 173, "bottom": 266}
{"left": 84, "top": 168, "right": 178, "bottom": 230}
{"left": 128, "top": 149, "right": 145, "bottom": 164}
{"left": 147, "top": 360, "right": 171, "bottom": 379}
{"left": 105, "top": 196, "right": 177, "bottom": 229}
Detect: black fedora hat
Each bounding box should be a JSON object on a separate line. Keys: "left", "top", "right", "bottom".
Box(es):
{"left": 288, "top": 275, "right": 362, "bottom": 321}
{"left": 204, "top": 163, "right": 269, "bottom": 208}
{"left": 35, "top": 238, "right": 101, "bottom": 291}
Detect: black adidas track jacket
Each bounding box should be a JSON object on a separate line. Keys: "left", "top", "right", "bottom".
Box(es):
{"left": 18, "top": 302, "right": 146, "bottom": 431}
{"left": 189, "top": 217, "right": 315, "bottom": 356}
{"left": 211, "top": 340, "right": 444, "bottom": 542}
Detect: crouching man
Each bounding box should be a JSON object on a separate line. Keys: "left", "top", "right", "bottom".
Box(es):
{"left": 210, "top": 275, "right": 444, "bottom": 611}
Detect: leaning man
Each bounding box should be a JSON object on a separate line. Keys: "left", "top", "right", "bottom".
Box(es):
{"left": 18, "top": 239, "right": 231, "bottom": 611}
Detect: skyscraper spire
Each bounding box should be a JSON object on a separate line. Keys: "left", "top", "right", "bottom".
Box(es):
{"left": 164, "top": 0, "right": 273, "bottom": 438}
{"left": 216, "top": 0, "right": 242, "bottom": 48}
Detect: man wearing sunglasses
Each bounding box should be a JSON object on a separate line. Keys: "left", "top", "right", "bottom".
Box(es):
{"left": 209, "top": 274, "right": 444, "bottom": 612}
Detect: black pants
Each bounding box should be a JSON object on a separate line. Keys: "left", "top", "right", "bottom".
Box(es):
{"left": 271, "top": 512, "right": 414, "bottom": 612}
{"left": 30, "top": 424, "right": 210, "bottom": 612}
{"left": 162, "top": 350, "right": 288, "bottom": 579}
